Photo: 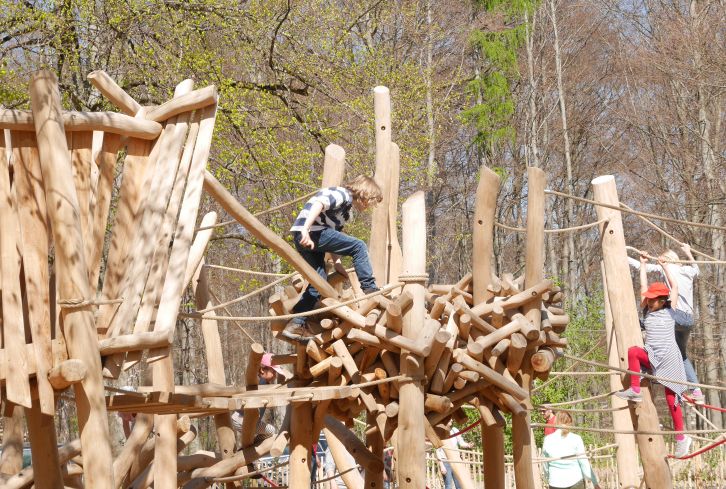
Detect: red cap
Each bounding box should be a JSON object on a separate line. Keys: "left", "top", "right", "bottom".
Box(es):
{"left": 261, "top": 352, "right": 286, "bottom": 376}
{"left": 641, "top": 282, "right": 670, "bottom": 299}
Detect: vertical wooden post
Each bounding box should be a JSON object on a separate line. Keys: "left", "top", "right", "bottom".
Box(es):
{"left": 387, "top": 143, "right": 403, "bottom": 285}
{"left": 322, "top": 144, "right": 346, "bottom": 187}
{"left": 512, "top": 167, "right": 546, "bottom": 489}
{"left": 241, "top": 343, "right": 264, "bottom": 450}
{"left": 289, "top": 401, "right": 314, "bottom": 489}
{"left": 0, "top": 407, "right": 25, "bottom": 476}
{"left": 365, "top": 411, "right": 384, "bottom": 489}
{"left": 396, "top": 191, "right": 426, "bottom": 489}
{"left": 323, "top": 427, "right": 364, "bottom": 489}
{"left": 369, "top": 86, "right": 392, "bottom": 284}
{"left": 592, "top": 175, "right": 672, "bottom": 489}
{"left": 192, "top": 258, "right": 236, "bottom": 473}
{"left": 601, "top": 261, "right": 640, "bottom": 488}
{"left": 471, "top": 166, "right": 505, "bottom": 489}
{"left": 27, "top": 400, "right": 64, "bottom": 488}
{"left": 29, "top": 70, "right": 114, "bottom": 489}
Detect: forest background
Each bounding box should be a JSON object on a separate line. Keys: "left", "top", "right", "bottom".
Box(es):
{"left": 0, "top": 0, "right": 723, "bottom": 455}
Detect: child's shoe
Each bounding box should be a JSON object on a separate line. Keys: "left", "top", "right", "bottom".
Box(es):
{"left": 282, "top": 320, "right": 315, "bottom": 342}
{"left": 674, "top": 436, "right": 692, "bottom": 458}
{"left": 691, "top": 388, "right": 705, "bottom": 404}
{"left": 614, "top": 387, "right": 643, "bottom": 403}
{"left": 362, "top": 287, "right": 380, "bottom": 295}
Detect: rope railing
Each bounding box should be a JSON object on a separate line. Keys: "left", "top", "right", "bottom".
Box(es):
{"left": 545, "top": 188, "right": 726, "bottom": 232}
{"left": 494, "top": 218, "right": 608, "bottom": 234}
{"left": 203, "top": 264, "right": 291, "bottom": 277}
{"left": 207, "top": 461, "right": 289, "bottom": 483}
{"left": 532, "top": 337, "right": 605, "bottom": 393}
{"left": 180, "top": 282, "right": 402, "bottom": 322}
{"left": 194, "top": 272, "right": 298, "bottom": 314}
{"left": 562, "top": 353, "right": 726, "bottom": 392}
{"left": 625, "top": 245, "right": 726, "bottom": 265}
{"left": 530, "top": 423, "right": 726, "bottom": 436}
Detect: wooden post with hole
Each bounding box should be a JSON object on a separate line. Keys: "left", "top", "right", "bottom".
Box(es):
{"left": 472, "top": 166, "right": 505, "bottom": 489}
{"left": 369, "top": 86, "right": 392, "bottom": 285}
{"left": 592, "top": 174, "right": 673, "bottom": 489}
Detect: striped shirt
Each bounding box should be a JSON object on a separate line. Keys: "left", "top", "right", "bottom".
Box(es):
{"left": 290, "top": 187, "right": 352, "bottom": 233}
{"left": 643, "top": 308, "right": 687, "bottom": 396}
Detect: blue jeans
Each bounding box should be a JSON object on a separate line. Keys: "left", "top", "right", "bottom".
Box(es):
{"left": 291, "top": 229, "right": 377, "bottom": 323}
{"left": 443, "top": 462, "right": 461, "bottom": 489}
{"left": 674, "top": 311, "right": 699, "bottom": 385}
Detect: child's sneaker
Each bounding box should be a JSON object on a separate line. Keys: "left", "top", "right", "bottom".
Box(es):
{"left": 362, "top": 287, "right": 380, "bottom": 295}
{"left": 282, "top": 320, "right": 315, "bottom": 342}
{"left": 674, "top": 435, "right": 692, "bottom": 458}
{"left": 614, "top": 387, "right": 643, "bottom": 403}
{"left": 691, "top": 388, "right": 705, "bottom": 404}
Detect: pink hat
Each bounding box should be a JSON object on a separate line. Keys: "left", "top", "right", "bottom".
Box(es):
{"left": 261, "top": 352, "right": 286, "bottom": 376}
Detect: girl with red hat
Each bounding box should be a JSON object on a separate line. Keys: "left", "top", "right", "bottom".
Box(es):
{"left": 615, "top": 254, "right": 691, "bottom": 458}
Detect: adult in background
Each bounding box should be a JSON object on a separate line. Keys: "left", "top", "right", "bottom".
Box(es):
{"left": 542, "top": 412, "right": 601, "bottom": 489}
{"left": 543, "top": 408, "right": 557, "bottom": 436}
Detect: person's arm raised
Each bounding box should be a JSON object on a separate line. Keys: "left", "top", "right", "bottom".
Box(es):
{"left": 659, "top": 257, "right": 679, "bottom": 308}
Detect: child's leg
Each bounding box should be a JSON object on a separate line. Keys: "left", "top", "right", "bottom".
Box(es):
{"left": 290, "top": 234, "right": 327, "bottom": 322}
{"left": 675, "top": 327, "right": 700, "bottom": 385}
{"left": 315, "top": 228, "right": 378, "bottom": 290}
{"left": 664, "top": 388, "right": 685, "bottom": 441}
{"left": 627, "top": 346, "right": 651, "bottom": 392}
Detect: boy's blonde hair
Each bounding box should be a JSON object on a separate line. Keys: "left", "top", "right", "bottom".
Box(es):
{"left": 555, "top": 411, "right": 573, "bottom": 437}
{"left": 346, "top": 175, "right": 383, "bottom": 204}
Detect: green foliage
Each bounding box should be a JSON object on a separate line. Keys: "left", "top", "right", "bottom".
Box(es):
{"left": 462, "top": 0, "right": 535, "bottom": 154}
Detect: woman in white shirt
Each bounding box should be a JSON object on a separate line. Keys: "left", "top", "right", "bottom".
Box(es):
{"left": 542, "top": 412, "right": 601, "bottom": 489}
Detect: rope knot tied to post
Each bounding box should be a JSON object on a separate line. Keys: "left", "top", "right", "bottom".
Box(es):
{"left": 397, "top": 273, "right": 429, "bottom": 284}
{"left": 58, "top": 297, "right": 124, "bottom": 309}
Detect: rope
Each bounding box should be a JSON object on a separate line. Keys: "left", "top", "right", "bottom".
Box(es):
{"left": 195, "top": 272, "right": 297, "bottom": 314}
{"left": 312, "top": 465, "right": 362, "bottom": 485}
{"left": 398, "top": 273, "right": 429, "bottom": 283}
{"left": 58, "top": 297, "right": 123, "bottom": 309}
{"left": 534, "top": 404, "right": 629, "bottom": 414}
{"left": 181, "top": 283, "right": 401, "bottom": 322}
{"left": 620, "top": 203, "right": 721, "bottom": 262}
{"left": 441, "top": 418, "right": 482, "bottom": 440}
{"left": 203, "top": 264, "right": 290, "bottom": 277}
{"left": 562, "top": 353, "right": 726, "bottom": 392}
{"left": 207, "top": 288, "right": 258, "bottom": 343}
{"left": 541, "top": 391, "right": 619, "bottom": 407}
{"left": 207, "top": 461, "right": 289, "bottom": 483}
{"left": 545, "top": 189, "right": 726, "bottom": 232}
{"left": 494, "top": 218, "right": 608, "bottom": 234}
{"left": 668, "top": 435, "right": 726, "bottom": 460}
{"left": 260, "top": 474, "right": 279, "bottom": 487}
{"left": 626, "top": 246, "right": 726, "bottom": 265}
{"left": 530, "top": 423, "right": 726, "bottom": 436}
{"left": 195, "top": 190, "right": 319, "bottom": 231}
{"left": 684, "top": 394, "right": 726, "bottom": 413}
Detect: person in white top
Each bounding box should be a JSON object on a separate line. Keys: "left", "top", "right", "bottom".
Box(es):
{"left": 627, "top": 243, "right": 703, "bottom": 401}
{"left": 542, "top": 412, "right": 601, "bottom": 489}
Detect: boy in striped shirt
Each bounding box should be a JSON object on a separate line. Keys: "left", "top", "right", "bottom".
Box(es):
{"left": 284, "top": 175, "right": 383, "bottom": 341}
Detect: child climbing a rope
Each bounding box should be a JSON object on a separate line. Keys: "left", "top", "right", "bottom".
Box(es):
{"left": 283, "top": 175, "right": 383, "bottom": 341}
{"left": 616, "top": 254, "right": 691, "bottom": 458}
{"left": 628, "top": 243, "right": 703, "bottom": 401}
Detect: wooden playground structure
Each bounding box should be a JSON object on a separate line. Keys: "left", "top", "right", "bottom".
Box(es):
{"left": 0, "top": 71, "right": 717, "bottom": 489}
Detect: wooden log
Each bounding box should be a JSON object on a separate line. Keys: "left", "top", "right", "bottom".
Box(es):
{"left": 0, "top": 109, "right": 162, "bottom": 139}
{"left": 324, "top": 416, "right": 384, "bottom": 473}
{"left": 3, "top": 439, "right": 82, "bottom": 489}
{"left": 369, "top": 86, "right": 393, "bottom": 284}
{"left": 144, "top": 85, "right": 217, "bottom": 122}
{"left": 458, "top": 314, "right": 472, "bottom": 340}
{"left": 469, "top": 279, "right": 552, "bottom": 318}
{"left": 385, "top": 302, "right": 403, "bottom": 333}
{"left": 397, "top": 191, "right": 427, "bottom": 489}
{"left": 30, "top": 70, "right": 114, "bottom": 488}
{"left": 191, "top": 261, "right": 236, "bottom": 465}
{"left": 290, "top": 401, "right": 314, "bottom": 489}
{"left": 491, "top": 338, "right": 510, "bottom": 358}
{"left": 474, "top": 315, "right": 526, "bottom": 350}
{"left": 87, "top": 70, "right": 142, "bottom": 115}
{"left": 113, "top": 414, "right": 154, "bottom": 488}
{"left": 47, "top": 359, "right": 87, "bottom": 390}
{"left": 204, "top": 171, "right": 338, "bottom": 299}
{"left": 387, "top": 142, "right": 404, "bottom": 286}
{"left": 0, "top": 407, "right": 25, "bottom": 475}
{"left": 424, "top": 330, "right": 451, "bottom": 381}
{"left": 184, "top": 437, "right": 275, "bottom": 488}
{"left": 0, "top": 131, "right": 31, "bottom": 408}
{"left": 26, "top": 399, "right": 64, "bottom": 488}
{"left": 332, "top": 340, "right": 360, "bottom": 382}
{"left": 531, "top": 347, "right": 556, "bottom": 373}
{"left": 270, "top": 406, "right": 292, "bottom": 457}
{"left": 98, "top": 330, "right": 171, "bottom": 355}
{"left": 453, "top": 350, "right": 528, "bottom": 401}
{"left": 425, "top": 394, "right": 453, "bottom": 414}
{"left": 506, "top": 332, "right": 528, "bottom": 374}
{"left": 600, "top": 260, "right": 640, "bottom": 488}
{"left": 594, "top": 175, "right": 672, "bottom": 488}
{"left": 11, "top": 130, "right": 54, "bottom": 414}
{"left": 323, "top": 427, "right": 364, "bottom": 489}
{"left": 240, "top": 343, "right": 264, "bottom": 450}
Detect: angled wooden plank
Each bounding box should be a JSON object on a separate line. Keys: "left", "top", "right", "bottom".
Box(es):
{"left": 67, "top": 131, "right": 94, "bottom": 249}
{"left": 149, "top": 103, "right": 217, "bottom": 361}
{"left": 127, "top": 116, "right": 200, "bottom": 369}
{"left": 87, "top": 133, "right": 122, "bottom": 288}
{"left": 0, "top": 130, "right": 31, "bottom": 408}
{"left": 11, "top": 130, "right": 55, "bottom": 415}
{"left": 30, "top": 70, "right": 114, "bottom": 489}
{"left": 95, "top": 133, "right": 152, "bottom": 337}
